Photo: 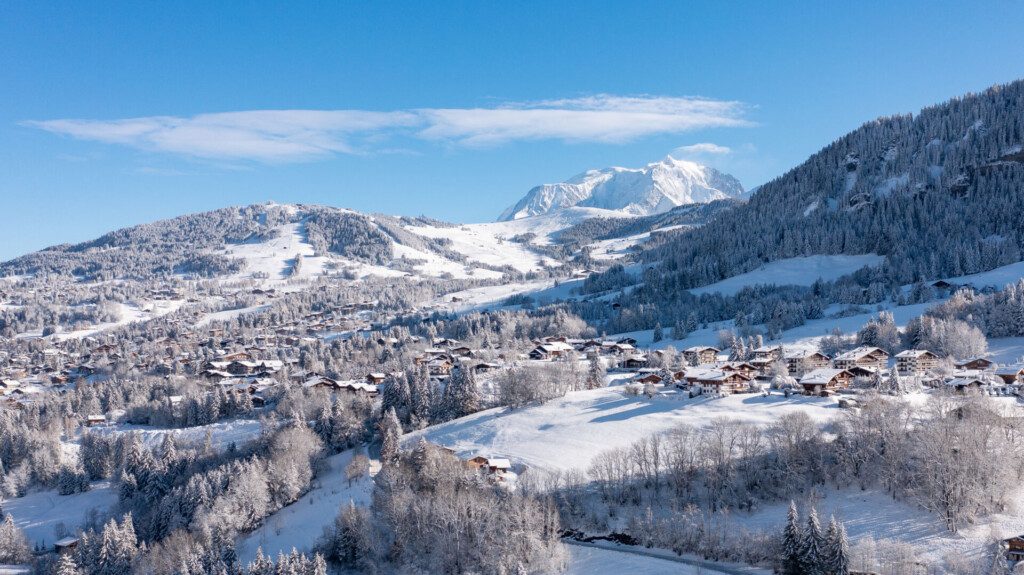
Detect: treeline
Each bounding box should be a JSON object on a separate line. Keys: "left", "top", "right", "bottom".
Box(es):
{"left": 564, "top": 394, "right": 1022, "bottom": 538}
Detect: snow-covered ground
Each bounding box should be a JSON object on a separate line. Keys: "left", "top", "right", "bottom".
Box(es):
{"left": 736, "top": 487, "right": 1024, "bottom": 565}
{"left": 235, "top": 448, "right": 375, "bottom": 564}
{"left": 938, "top": 259, "right": 1024, "bottom": 290}
{"left": 2, "top": 482, "right": 118, "bottom": 548}
{"left": 92, "top": 419, "right": 264, "bottom": 451}
{"left": 566, "top": 542, "right": 763, "bottom": 575}
{"left": 689, "top": 254, "right": 885, "bottom": 296}
{"left": 407, "top": 387, "right": 841, "bottom": 476}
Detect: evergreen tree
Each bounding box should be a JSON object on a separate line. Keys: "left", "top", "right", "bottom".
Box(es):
{"left": 378, "top": 407, "right": 402, "bottom": 465}
{"left": 586, "top": 355, "right": 606, "bottom": 390}
{"left": 55, "top": 553, "right": 81, "bottom": 575}
{"left": 800, "top": 507, "right": 825, "bottom": 575}
{"left": 781, "top": 501, "right": 802, "bottom": 575}
{"left": 824, "top": 515, "right": 850, "bottom": 575}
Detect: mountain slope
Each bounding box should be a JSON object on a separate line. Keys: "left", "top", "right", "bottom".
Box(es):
{"left": 498, "top": 156, "right": 744, "bottom": 221}
{"left": 640, "top": 80, "right": 1024, "bottom": 289}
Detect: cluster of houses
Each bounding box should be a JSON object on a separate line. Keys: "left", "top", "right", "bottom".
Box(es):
{"left": 624, "top": 344, "right": 1024, "bottom": 397}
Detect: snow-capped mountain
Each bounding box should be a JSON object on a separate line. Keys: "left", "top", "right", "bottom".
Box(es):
{"left": 497, "top": 155, "right": 745, "bottom": 221}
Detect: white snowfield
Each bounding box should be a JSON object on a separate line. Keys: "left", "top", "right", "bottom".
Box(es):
{"left": 566, "top": 543, "right": 765, "bottom": 575}
{"left": 406, "top": 387, "right": 841, "bottom": 475}
{"left": 2, "top": 481, "right": 118, "bottom": 548}
{"left": 235, "top": 448, "right": 374, "bottom": 564}
{"left": 739, "top": 487, "right": 1024, "bottom": 565}
{"left": 688, "top": 254, "right": 885, "bottom": 296}
{"left": 92, "top": 419, "right": 264, "bottom": 451}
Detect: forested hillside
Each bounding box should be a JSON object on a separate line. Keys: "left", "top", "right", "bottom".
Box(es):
{"left": 644, "top": 80, "right": 1024, "bottom": 288}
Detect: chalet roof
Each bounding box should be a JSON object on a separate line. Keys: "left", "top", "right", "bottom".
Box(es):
{"left": 834, "top": 346, "right": 889, "bottom": 361}
{"left": 685, "top": 346, "right": 720, "bottom": 353}
{"left": 944, "top": 377, "right": 985, "bottom": 388}
{"left": 895, "top": 349, "right": 936, "bottom": 358}
{"left": 800, "top": 368, "right": 850, "bottom": 385}
{"left": 487, "top": 457, "right": 511, "bottom": 469}
{"left": 994, "top": 364, "right": 1024, "bottom": 376}
{"left": 783, "top": 349, "right": 828, "bottom": 360}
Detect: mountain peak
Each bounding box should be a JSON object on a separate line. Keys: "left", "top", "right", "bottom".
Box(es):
{"left": 498, "top": 155, "right": 744, "bottom": 221}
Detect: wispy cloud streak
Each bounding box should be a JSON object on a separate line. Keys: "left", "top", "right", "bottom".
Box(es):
{"left": 26, "top": 95, "right": 751, "bottom": 163}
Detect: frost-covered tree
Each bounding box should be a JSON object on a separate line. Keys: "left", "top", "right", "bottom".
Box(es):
{"left": 781, "top": 501, "right": 802, "bottom": 575}
{"left": 378, "top": 407, "right": 402, "bottom": 465}
{"left": 825, "top": 515, "right": 850, "bottom": 575}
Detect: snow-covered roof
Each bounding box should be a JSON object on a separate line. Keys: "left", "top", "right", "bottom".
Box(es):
{"left": 834, "top": 346, "right": 888, "bottom": 361}
{"left": 895, "top": 349, "right": 935, "bottom": 358}
{"left": 783, "top": 349, "right": 827, "bottom": 360}
{"left": 685, "top": 346, "right": 719, "bottom": 353}
{"left": 800, "top": 368, "right": 849, "bottom": 385}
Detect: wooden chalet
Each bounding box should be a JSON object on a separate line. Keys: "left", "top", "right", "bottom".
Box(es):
{"left": 683, "top": 346, "right": 720, "bottom": 365}
{"left": 694, "top": 371, "right": 751, "bottom": 394}
{"left": 784, "top": 350, "right": 831, "bottom": 377}
{"left": 955, "top": 357, "right": 994, "bottom": 371}
{"left": 894, "top": 349, "right": 941, "bottom": 376}
{"left": 799, "top": 368, "right": 852, "bottom": 395}
{"left": 994, "top": 364, "right": 1024, "bottom": 385}
{"left": 833, "top": 346, "right": 890, "bottom": 372}
{"left": 1003, "top": 534, "right": 1024, "bottom": 563}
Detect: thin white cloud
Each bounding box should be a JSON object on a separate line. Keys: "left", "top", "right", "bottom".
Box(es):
{"left": 26, "top": 95, "right": 752, "bottom": 163}
{"left": 673, "top": 142, "right": 732, "bottom": 156}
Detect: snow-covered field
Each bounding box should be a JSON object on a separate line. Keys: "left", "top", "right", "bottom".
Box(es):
{"left": 737, "top": 487, "right": 1024, "bottom": 565}
{"left": 92, "top": 419, "right": 264, "bottom": 451}
{"left": 689, "top": 254, "right": 885, "bottom": 296}
{"left": 407, "top": 387, "right": 841, "bottom": 475}
{"left": 235, "top": 448, "right": 375, "bottom": 563}
{"left": 566, "top": 543, "right": 764, "bottom": 575}
{"left": 2, "top": 482, "right": 118, "bottom": 548}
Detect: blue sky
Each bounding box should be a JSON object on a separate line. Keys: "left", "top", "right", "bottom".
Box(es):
{"left": 2, "top": 1, "right": 1023, "bottom": 260}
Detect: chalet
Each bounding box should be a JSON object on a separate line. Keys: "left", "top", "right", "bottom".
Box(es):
{"left": 833, "top": 346, "right": 890, "bottom": 372}
{"left": 85, "top": 414, "right": 107, "bottom": 427}
{"left": 799, "top": 368, "right": 853, "bottom": 395}
{"left": 337, "top": 380, "right": 379, "bottom": 398}
{"left": 465, "top": 455, "right": 490, "bottom": 470}
{"left": 472, "top": 362, "right": 501, "bottom": 373}
{"left": 221, "top": 351, "right": 253, "bottom": 362}
{"left": 449, "top": 346, "right": 474, "bottom": 358}
{"left": 955, "top": 357, "right": 994, "bottom": 371}
{"left": 1003, "top": 534, "right": 1024, "bottom": 563}
{"left": 944, "top": 377, "right": 986, "bottom": 393}
{"left": 633, "top": 373, "right": 664, "bottom": 385}
{"left": 622, "top": 355, "right": 649, "bottom": 369}
{"left": 894, "top": 349, "right": 940, "bottom": 376}
{"left": 683, "top": 346, "right": 720, "bottom": 365}
{"left": 752, "top": 345, "right": 783, "bottom": 361}
{"left": 784, "top": 350, "right": 831, "bottom": 377}
{"left": 529, "top": 341, "right": 574, "bottom": 360}
{"left": 994, "top": 364, "right": 1024, "bottom": 385}
{"left": 427, "top": 357, "right": 454, "bottom": 377}
{"left": 366, "top": 372, "right": 387, "bottom": 385}
{"left": 302, "top": 376, "right": 340, "bottom": 391}
{"left": 718, "top": 361, "right": 758, "bottom": 380}
{"left": 54, "top": 536, "right": 79, "bottom": 554}
{"left": 616, "top": 337, "right": 638, "bottom": 346}
{"left": 693, "top": 371, "right": 752, "bottom": 394}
